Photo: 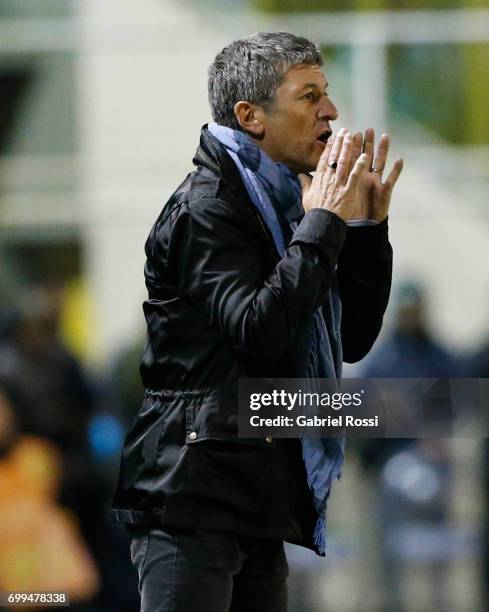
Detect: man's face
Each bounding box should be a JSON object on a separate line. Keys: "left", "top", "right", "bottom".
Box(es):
{"left": 257, "top": 64, "right": 339, "bottom": 174}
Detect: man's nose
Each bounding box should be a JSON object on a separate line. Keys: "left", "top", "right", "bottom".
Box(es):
{"left": 318, "top": 96, "right": 338, "bottom": 121}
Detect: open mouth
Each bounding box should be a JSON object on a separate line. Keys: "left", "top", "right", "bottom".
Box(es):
{"left": 317, "top": 130, "right": 332, "bottom": 145}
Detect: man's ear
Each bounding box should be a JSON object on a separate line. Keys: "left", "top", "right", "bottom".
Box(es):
{"left": 234, "top": 101, "right": 265, "bottom": 137}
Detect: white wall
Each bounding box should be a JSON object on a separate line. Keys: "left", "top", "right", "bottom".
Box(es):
{"left": 77, "top": 0, "right": 229, "bottom": 360}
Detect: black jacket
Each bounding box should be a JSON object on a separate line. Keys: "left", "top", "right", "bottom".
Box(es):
{"left": 111, "top": 125, "right": 393, "bottom": 551}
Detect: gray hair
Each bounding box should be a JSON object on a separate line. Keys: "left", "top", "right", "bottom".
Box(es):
{"left": 208, "top": 32, "right": 323, "bottom": 131}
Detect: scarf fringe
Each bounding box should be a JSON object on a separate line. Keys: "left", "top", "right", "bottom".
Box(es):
{"left": 313, "top": 514, "right": 326, "bottom": 557}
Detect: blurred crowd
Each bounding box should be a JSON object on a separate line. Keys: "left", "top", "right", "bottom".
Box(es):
{"left": 0, "top": 283, "right": 141, "bottom": 612}
{"left": 354, "top": 281, "right": 487, "bottom": 612}
{"left": 0, "top": 277, "right": 487, "bottom": 612}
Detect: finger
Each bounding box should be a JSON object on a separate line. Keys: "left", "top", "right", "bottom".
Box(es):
{"left": 383, "top": 158, "right": 404, "bottom": 194}
{"left": 349, "top": 132, "right": 363, "bottom": 173}
{"left": 335, "top": 133, "right": 353, "bottom": 185}
{"left": 325, "top": 128, "right": 348, "bottom": 183}
{"left": 363, "top": 128, "right": 375, "bottom": 169}
{"left": 298, "top": 173, "right": 312, "bottom": 195}
{"left": 316, "top": 134, "right": 336, "bottom": 174}
{"left": 346, "top": 153, "right": 369, "bottom": 191}
{"left": 372, "top": 133, "right": 390, "bottom": 174}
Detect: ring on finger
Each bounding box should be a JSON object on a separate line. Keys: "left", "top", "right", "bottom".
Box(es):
{"left": 328, "top": 160, "right": 338, "bottom": 170}
{"left": 372, "top": 167, "right": 383, "bottom": 174}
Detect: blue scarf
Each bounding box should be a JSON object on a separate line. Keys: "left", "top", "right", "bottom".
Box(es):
{"left": 208, "top": 122, "right": 345, "bottom": 556}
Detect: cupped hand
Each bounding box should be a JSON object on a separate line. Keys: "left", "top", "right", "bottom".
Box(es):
{"left": 299, "top": 129, "right": 370, "bottom": 223}
{"left": 351, "top": 128, "right": 404, "bottom": 222}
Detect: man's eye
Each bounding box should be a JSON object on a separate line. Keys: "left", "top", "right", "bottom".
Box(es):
{"left": 304, "top": 92, "right": 314, "bottom": 100}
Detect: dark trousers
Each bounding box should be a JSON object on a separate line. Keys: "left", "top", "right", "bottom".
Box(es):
{"left": 129, "top": 526, "right": 288, "bottom": 612}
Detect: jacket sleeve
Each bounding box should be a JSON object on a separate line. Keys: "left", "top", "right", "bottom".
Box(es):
{"left": 337, "top": 218, "right": 393, "bottom": 363}
{"left": 167, "top": 197, "right": 347, "bottom": 371}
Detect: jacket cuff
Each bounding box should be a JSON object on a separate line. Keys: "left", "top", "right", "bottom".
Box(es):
{"left": 343, "top": 216, "right": 390, "bottom": 257}
{"left": 291, "top": 208, "right": 347, "bottom": 260}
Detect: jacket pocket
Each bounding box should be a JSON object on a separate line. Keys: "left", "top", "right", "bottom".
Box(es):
{"left": 184, "top": 396, "right": 272, "bottom": 447}
{"left": 122, "top": 394, "right": 181, "bottom": 481}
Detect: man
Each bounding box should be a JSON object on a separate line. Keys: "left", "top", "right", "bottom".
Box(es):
{"left": 111, "top": 32, "right": 403, "bottom": 611}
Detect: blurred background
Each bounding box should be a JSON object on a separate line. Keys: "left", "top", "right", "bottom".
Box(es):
{"left": 0, "top": 0, "right": 488, "bottom": 610}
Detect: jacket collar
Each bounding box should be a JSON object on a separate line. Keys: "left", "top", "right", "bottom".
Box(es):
{"left": 192, "top": 124, "right": 249, "bottom": 202}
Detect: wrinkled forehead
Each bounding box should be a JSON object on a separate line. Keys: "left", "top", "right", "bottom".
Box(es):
{"left": 276, "top": 64, "right": 328, "bottom": 97}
